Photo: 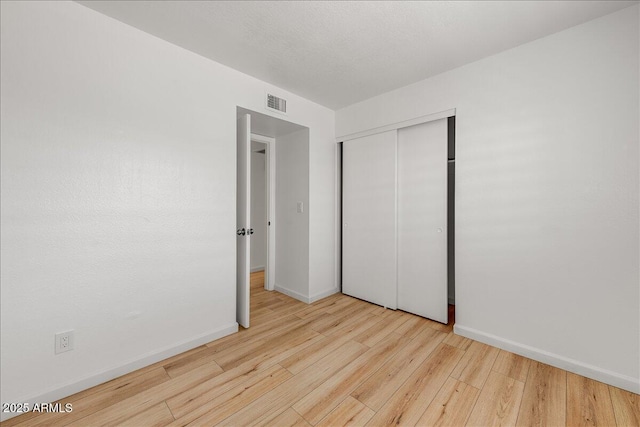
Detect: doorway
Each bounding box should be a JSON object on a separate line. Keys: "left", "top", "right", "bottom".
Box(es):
{"left": 250, "top": 140, "right": 267, "bottom": 278}
{"left": 249, "top": 136, "right": 274, "bottom": 288}
{"left": 236, "top": 106, "right": 310, "bottom": 329}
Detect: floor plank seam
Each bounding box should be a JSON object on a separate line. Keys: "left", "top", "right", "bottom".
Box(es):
{"left": 291, "top": 405, "right": 311, "bottom": 426}
{"left": 462, "top": 374, "right": 485, "bottom": 427}
{"left": 164, "top": 401, "right": 177, "bottom": 421}
{"left": 513, "top": 382, "right": 527, "bottom": 427}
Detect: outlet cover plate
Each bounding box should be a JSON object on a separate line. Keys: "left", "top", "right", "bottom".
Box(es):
{"left": 55, "top": 330, "right": 74, "bottom": 354}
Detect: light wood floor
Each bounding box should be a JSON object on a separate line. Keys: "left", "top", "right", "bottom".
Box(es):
{"left": 3, "top": 271, "right": 639, "bottom": 427}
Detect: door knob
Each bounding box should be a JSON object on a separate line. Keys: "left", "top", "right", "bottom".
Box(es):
{"left": 236, "top": 228, "right": 246, "bottom": 236}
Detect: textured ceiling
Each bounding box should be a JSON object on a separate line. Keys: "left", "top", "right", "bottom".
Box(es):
{"left": 78, "top": 1, "right": 637, "bottom": 110}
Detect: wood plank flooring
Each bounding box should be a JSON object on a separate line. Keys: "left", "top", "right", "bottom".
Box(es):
{"left": 3, "top": 271, "right": 639, "bottom": 427}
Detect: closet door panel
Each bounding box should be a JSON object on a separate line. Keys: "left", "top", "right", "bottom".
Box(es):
{"left": 342, "top": 131, "right": 397, "bottom": 309}
{"left": 397, "top": 119, "right": 448, "bottom": 322}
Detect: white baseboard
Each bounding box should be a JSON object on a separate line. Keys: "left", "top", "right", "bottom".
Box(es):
{"left": 275, "top": 284, "right": 310, "bottom": 303}
{"left": 310, "top": 287, "right": 339, "bottom": 303}
{"left": 251, "top": 266, "right": 265, "bottom": 273}
{"left": 273, "top": 285, "right": 339, "bottom": 304}
{"left": 454, "top": 324, "right": 640, "bottom": 394}
{"left": 0, "top": 323, "right": 238, "bottom": 422}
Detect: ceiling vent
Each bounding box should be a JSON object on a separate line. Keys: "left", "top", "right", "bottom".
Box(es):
{"left": 266, "top": 93, "right": 287, "bottom": 114}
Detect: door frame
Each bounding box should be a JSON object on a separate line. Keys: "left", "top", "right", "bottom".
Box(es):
{"left": 251, "top": 133, "right": 276, "bottom": 291}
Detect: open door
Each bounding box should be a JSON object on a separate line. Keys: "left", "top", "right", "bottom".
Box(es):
{"left": 237, "top": 113, "right": 251, "bottom": 328}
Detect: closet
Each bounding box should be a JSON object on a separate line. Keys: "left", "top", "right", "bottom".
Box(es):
{"left": 342, "top": 116, "right": 450, "bottom": 324}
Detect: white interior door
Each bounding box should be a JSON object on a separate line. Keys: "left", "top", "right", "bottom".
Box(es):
{"left": 342, "top": 130, "right": 397, "bottom": 309}
{"left": 237, "top": 113, "right": 251, "bottom": 328}
{"left": 397, "top": 119, "right": 448, "bottom": 323}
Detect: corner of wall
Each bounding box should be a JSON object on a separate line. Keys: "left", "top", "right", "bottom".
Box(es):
{"left": 274, "top": 284, "right": 311, "bottom": 304}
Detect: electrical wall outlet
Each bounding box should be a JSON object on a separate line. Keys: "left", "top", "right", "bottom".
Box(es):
{"left": 55, "top": 330, "right": 74, "bottom": 354}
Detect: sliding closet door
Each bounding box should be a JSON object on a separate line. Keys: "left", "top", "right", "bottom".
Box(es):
{"left": 397, "top": 119, "right": 448, "bottom": 323}
{"left": 342, "top": 130, "right": 397, "bottom": 309}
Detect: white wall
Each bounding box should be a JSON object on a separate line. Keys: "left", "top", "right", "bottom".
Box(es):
{"left": 337, "top": 6, "right": 640, "bottom": 392}
{"left": 309, "top": 109, "right": 340, "bottom": 301}
{"left": 0, "top": 1, "right": 335, "bottom": 417}
{"left": 250, "top": 150, "right": 267, "bottom": 271}
{"left": 275, "top": 129, "right": 311, "bottom": 301}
